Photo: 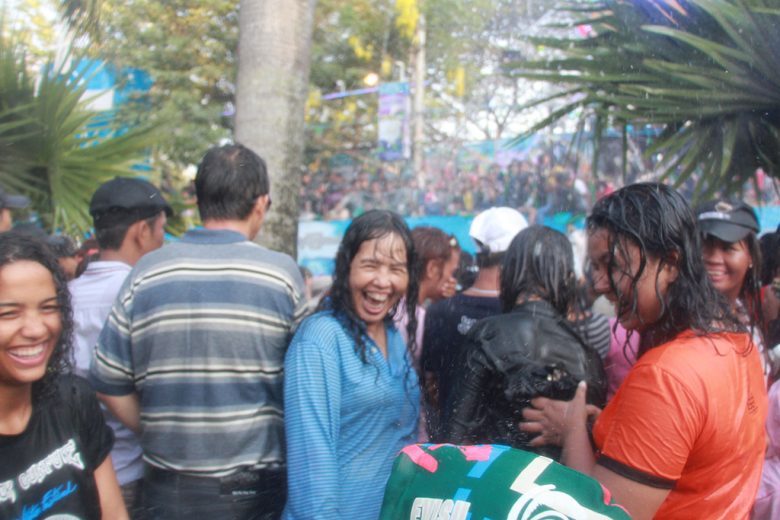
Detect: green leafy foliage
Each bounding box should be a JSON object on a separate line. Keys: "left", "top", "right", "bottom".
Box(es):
{"left": 307, "top": 0, "right": 542, "bottom": 164}
{"left": 59, "top": 0, "right": 102, "bottom": 40}
{"left": 56, "top": 0, "right": 545, "bottom": 179}
{"left": 0, "top": 30, "right": 158, "bottom": 236}
{"left": 508, "top": 0, "right": 780, "bottom": 199}
{"left": 91, "top": 0, "right": 239, "bottom": 167}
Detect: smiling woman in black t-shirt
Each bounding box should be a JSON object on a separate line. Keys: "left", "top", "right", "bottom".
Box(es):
{"left": 0, "top": 233, "right": 127, "bottom": 519}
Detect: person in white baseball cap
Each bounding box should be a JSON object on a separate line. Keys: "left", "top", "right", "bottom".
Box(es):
{"left": 469, "top": 206, "right": 530, "bottom": 258}
{"left": 421, "top": 207, "right": 528, "bottom": 440}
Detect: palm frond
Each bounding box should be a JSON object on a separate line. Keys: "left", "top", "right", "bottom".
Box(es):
{"left": 508, "top": 0, "right": 780, "bottom": 198}
{"left": 0, "top": 29, "right": 159, "bottom": 236}
{"left": 58, "top": 0, "right": 102, "bottom": 41}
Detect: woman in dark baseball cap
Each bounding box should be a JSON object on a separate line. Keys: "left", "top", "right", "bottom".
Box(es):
{"left": 699, "top": 199, "right": 780, "bottom": 518}
{"left": 696, "top": 199, "right": 768, "bottom": 370}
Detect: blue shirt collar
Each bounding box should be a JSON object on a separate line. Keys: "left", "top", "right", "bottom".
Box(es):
{"left": 182, "top": 227, "right": 248, "bottom": 245}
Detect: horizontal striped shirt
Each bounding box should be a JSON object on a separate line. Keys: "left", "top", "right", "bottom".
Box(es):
{"left": 572, "top": 312, "right": 612, "bottom": 360}
{"left": 89, "top": 228, "right": 306, "bottom": 477}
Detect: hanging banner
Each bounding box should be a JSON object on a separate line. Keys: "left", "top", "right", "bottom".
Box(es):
{"left": 377, "top": 81, "right": 410, "bottom": 161}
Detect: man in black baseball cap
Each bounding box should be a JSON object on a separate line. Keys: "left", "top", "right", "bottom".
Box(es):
{"left": 696, "top": 199, "right": 760, "bottom": 243}
{"left": 0, "top": 186, "right": 30, "bottom": 232}
{"left": 69, "top": 176, "right": 172, "bottom": 514}
{"left": 90, "top": 175, "right": 172, "bottom": 223}
{"left": 88, "top": 176, "right": 172, "bottom": 256}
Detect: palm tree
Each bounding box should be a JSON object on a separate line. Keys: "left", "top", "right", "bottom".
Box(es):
{"left": 0, "top": 6, "right": 158, "bottom": 236}
{"left": 509, "top": 0, "right": 780, "bottom": 199}
{"left": 234, "top": 0, "right": 316, "bottom": 256}
{"left": 59, "top": 0, "right": 102, "bottom": 41}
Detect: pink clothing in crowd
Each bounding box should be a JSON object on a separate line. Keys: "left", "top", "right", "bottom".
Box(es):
{"left": 753, "top": 383, "right": 780, "bottom": 519}
{"left": 394, "top": 300, "right": 426, "bottom": 369}
{"left": 394, "top": 300, "right": 428, "bottom": 441}
{"left": 604, "top": 318, "right": 639, "bottom": 401}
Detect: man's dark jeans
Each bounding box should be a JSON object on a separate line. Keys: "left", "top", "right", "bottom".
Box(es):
{"left": 142, "top": 465, "right": 286, "bottom": 519}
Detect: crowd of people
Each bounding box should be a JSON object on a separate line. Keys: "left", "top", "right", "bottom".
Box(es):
{"left": 299, "top": 149, "right": 780, "bottom": 222}
{"left": 2, "top": 143, "right": 780, "bottom": 519}
{"left": 299, "top": 155, "right": 600, "bottom": 222}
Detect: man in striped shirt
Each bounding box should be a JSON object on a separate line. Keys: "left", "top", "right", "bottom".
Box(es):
{"left": 90, "top": 144, "right": 307, "bottom": 518}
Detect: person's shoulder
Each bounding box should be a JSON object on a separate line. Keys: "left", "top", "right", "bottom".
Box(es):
{"left": 288, "top": 311, "right": 350, "bottom": 357}
{"left": 426, "top": 296, "right": 451, "bottom": 315}
{"left": 639, "top": 331, "right": 752, "bottom": 378}
{"left": 294, "top": 310, "right": 343, "bottom": 338}
{"left": 129, "top": 242, "right": 178, "bottom": 276}
{"left": 465, "top": 312, "right": 513, "bottom": 339}
{"left": 430, "top": 293, "right": 499, "bottom": 315}
{"left": 51, "top": 374, "right": 99, "bottom": 412}
{"left": 425, "top": 295, "right": 458, "bottom": 317}
{"left": 71, "top": 262, "right": 129, "bottom": 292}
{"left": 56, "top": 373, "right": 93, "bottom": 396}
{"left": 234, "top": 243, "right": 303, "bottom": 281}
{"left": 647, "top": 330, "right": 747, "bottom": 359}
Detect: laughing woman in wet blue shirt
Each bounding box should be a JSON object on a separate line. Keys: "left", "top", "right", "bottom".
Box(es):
{"left": 283, "top": 210, "right": 420, "bottom": 520}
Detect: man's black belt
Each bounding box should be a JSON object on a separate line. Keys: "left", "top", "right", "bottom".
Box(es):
{"left": 144, "top": 464, "right": 285, "bottom": 496}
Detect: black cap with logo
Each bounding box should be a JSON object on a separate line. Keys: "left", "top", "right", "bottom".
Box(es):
{"left": 90, "top": 177, "right": 172, "bottom": 227}
{"left": 696, "top": 199, "right": 759, "bottom": 243}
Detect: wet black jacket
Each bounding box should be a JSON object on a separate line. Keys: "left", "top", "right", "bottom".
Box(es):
{"left": 439, "top": 299, "right": 607, "bottom": 460}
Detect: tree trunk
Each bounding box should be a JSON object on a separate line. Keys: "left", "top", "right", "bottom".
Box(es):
{"left": 234, "top": 0, "right": 316, "bottom": 258}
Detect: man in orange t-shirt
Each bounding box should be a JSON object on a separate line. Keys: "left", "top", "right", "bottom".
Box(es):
{"left": 593, "top": 331, "right": 767, "bottom": 518}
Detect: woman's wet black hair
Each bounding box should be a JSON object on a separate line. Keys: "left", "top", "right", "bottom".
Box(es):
{"left": 500, "top": 225, "right": 576, "bottom": 316}
{"left": 0, "top": 231, "right": 72, "bottom": 402}
{"left": 319, "top": 210, "right": 419, "bottom": 362}
{"left": 587, "top": 183, "right": 740, "bottom": 354}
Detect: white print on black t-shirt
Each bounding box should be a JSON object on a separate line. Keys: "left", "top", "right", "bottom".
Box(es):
{"left": 457, "top": 315, "right": 477, "bottom": 335}
{"left": 0, "top": 439, "right": 84, "bottom": 505}
{"left": 0, "top": 480, "right": 14, "bottom": 505}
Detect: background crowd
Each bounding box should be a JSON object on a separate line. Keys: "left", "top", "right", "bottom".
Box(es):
{"left": 298, "top": 146, "right": 780, "bottom": 223}
{"left": 3, "top": 142, "right": 780, "bottom": 520}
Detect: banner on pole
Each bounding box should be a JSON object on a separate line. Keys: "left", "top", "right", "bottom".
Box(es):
{"left": 377, "top": 81, "right": 410, "bottom": 161}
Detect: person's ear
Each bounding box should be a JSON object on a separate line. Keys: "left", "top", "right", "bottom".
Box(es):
{"left": 135, "top": 219, "right": 158, "bottom": 251}
{"left": 124, "top": 219, "right": 143, "bottom": 246}
{"left": 662, "top": 251, "right": 680, "bottom": 283}
{"left": 255, "top": 194, "right": 270, "bottom": 218}
{"left": 426, "top": 259, "right": 442, "bottom": 281}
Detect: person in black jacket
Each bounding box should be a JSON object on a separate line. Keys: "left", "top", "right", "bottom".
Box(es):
{"left": 439, "top": 225, "right": 606, "bottom": 460}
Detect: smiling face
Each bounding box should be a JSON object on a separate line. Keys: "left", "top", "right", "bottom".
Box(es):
{"left": 702, "top": 235, "right": 751, "bottom": 304}
{"left": 588, "top": 227, "right": 675, "bottom": 332}
{"left": 349, "top": 233, "right": 409, "bottom": 335}
{"left": 0, "top": 260, "right": 62, "bottom": 388}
